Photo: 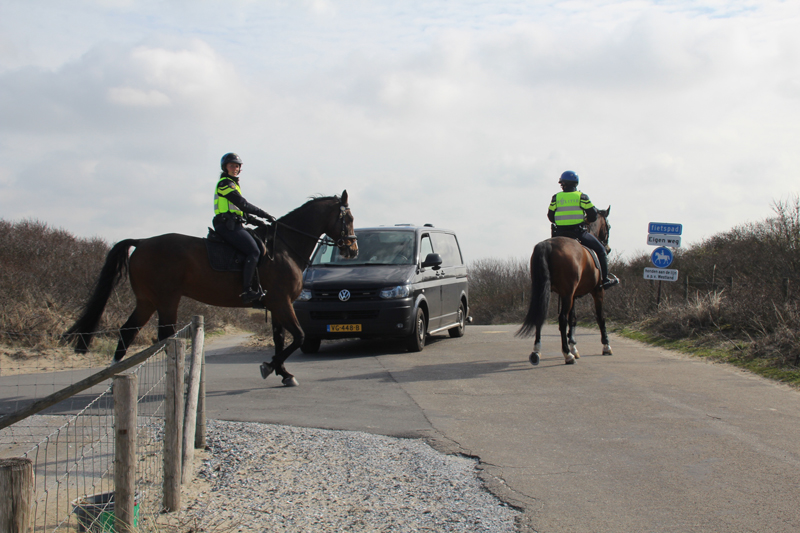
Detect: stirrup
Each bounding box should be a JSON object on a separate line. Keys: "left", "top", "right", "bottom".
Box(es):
{"left": 601, "top": 274, "right": 620, "bottom": 290}
{"left": 240, "top": 288, "right": 265, "bottom": 304}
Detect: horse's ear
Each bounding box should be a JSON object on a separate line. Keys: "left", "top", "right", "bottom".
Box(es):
{"left": 606, "top": 205, "right": 611, "bottom": 217}
{"left": 341, "top": 190, "right": 349, "bottom": 206}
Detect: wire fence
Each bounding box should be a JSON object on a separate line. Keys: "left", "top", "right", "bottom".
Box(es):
{"left": 0, "top": 320, "right": 203, "bottom": 532}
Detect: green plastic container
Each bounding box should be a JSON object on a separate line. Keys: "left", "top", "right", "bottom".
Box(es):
{"left": 73, "top": 492, "right": 139, "bottom": 532}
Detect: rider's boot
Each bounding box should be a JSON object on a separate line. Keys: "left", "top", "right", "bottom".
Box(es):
{"left": 597, "top": 250, "right": 620, "bottom": 290}
{"left": 601, "top": 274, "right": 620, "bottom": 290}
{"left": 240, "top": 257, "right": 265, "bottom": 304}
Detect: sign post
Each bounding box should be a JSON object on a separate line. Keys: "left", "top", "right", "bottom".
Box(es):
{"left": 646, "top": 223, "right": 682, "bottom": 305}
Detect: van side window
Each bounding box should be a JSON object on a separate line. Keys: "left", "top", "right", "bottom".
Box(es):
{"left": 430, "top": 233, "right": 463, "bottom": 267}
{"left": 419, "top": 234, "right": 433, "bottom": 263}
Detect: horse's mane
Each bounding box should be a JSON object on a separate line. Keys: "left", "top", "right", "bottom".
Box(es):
{"left": 278, "top": 195, "right": 340, "bottom": 222}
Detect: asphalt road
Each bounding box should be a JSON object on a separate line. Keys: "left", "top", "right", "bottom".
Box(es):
{"left": 203, "top": 324, "right": 800, "bottom": 533}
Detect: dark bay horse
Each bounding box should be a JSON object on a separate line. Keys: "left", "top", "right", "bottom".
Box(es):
{"left": 516, "top": 207, "right": 613, "bottom": 365}
{"left": 65, "top": 191, "right": 358, "bottom": 386}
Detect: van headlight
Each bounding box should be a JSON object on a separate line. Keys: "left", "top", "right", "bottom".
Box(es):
{"left": 379, "top": 285, "right": 411, "bottom": 299}
{"left": 297, "top": 289, "right": 312, "bottom": 301}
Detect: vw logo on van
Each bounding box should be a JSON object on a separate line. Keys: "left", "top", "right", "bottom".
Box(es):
{"left": 338, "top": 289, "right": 351, "bottom": 301}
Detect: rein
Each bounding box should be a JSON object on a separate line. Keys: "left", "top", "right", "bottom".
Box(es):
{"left": 262, "top": 200, "right": 357, "bottom": 267}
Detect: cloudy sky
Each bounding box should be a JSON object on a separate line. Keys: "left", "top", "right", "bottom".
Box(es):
{"left": 2, "top": 0, "right": 799, "bottom": 264}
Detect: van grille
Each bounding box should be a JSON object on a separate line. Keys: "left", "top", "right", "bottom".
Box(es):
{"left": 310, "top": 310, "right": 380, "bottom": 320}
{"left": 313, "top": 288, "right": 379, "bottom": 301}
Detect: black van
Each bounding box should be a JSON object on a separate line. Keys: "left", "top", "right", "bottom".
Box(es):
{"left": 293, "top": 225, "right": 470, "bottom": 353}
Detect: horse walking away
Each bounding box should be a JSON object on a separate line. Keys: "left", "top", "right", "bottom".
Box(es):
{"left": 64, "top": 191, "right": 358, "bottom": 386}
{"left": 516, "top": 207, "right": 614, "bottom": 365}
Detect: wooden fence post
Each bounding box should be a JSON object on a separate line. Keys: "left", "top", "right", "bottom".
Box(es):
{"left": 192, "top": 316, "right": 206, "bottom": 450}
{"left": 0, "top": 458, "right": 33, "bottom": 533}
{"left": 182, "top": 316, "right": 205, "bottom": 483}
{"left": 113, "top": 374, "right": 138, "bottom": 532}
{"left": 163, "top": 339, "right": 185, "bottom": 512}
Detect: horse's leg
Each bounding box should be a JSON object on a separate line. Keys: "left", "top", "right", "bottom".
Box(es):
{"left": 260, "top": 304, "right": 303, "bottom": 387}
{"left": 114, "top": 301, "right": 156, "bottom": 362}
{"left": 568, "top": 305, "right": 580, "bottom": 359}
{"left": 272, "top": 313, "right": 285, "bottom": 354}
{"left": 156, "top": 299, "right": 180, "bottom": 342}
{"left": 558, "top": 294, "right": 576, "bottom": 364}
{"left": 592, "top": 289, "right": 612, "bottom": 356}
{"left": 259, "top": 313, "right": 290, "bottom": 380}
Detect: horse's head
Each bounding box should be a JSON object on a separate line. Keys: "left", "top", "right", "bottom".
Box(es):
{"left": 325, "top": 190, "right": 359, "bottom": 259}
{"left": 590, "top": 205, "right": 612, "bottom": 253}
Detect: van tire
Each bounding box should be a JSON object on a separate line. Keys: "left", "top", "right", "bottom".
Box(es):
{"left": 300, "top": 337, "right": 321, "bottom": 354}
{"left": 448, "top": 302, "right": 466, "bottom": 338}
{"left": 406, "top": 307, "right": 426, "bottom": 352}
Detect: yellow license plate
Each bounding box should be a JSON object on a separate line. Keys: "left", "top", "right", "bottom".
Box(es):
{"left": 327, "top": 324, "right": 362, "bottom": 333}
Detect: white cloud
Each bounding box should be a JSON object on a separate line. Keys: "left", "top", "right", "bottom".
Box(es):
{"left": 0, "top": 0, "right": 799, "bottom": 262}
{"left": 107, "top": 86, "right": 171, "bottom": 107}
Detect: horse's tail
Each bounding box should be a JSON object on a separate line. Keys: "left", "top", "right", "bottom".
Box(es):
{"left": 516, "top": 240, "right": 551, "bottom": 338}
{"left": 63, "top": 239, "right": 139, "bottom": 353}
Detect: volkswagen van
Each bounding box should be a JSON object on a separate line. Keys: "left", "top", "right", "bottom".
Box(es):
{"left": 292, "top": 225, "right": 469, "bottom": 353}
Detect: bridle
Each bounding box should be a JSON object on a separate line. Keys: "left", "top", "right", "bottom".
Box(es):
{"left": 265, "top": 197, "right": 357, "bottom": 264}
{"left": 335, "top": 203, "right": 358, "bottom": 249}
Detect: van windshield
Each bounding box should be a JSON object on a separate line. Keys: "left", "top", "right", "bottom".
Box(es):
{"left": 311, "top": 230, "right": 415, "bottom": 266}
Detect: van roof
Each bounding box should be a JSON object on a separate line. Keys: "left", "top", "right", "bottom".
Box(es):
{"left": 355, "top": 225, "right": 456, "bottom": 234}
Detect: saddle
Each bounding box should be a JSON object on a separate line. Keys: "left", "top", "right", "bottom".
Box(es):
{"left": 582, "top": 246, "right": 602, "bottom": 272}
{"left": 205, "top": 227, "right": 270, "bottom": 272}
{"left": 551, "top": 226, "right": 602, "bottom": 272}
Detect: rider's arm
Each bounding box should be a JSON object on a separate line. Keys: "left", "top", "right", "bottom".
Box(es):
{"left": 219, "top": 180, "right": 274, "bottom": 221}
{"left": 580, "top": 193, "right": 598, "bottom": 223}
{"left": 547, "top": 194, "right": 557, "bottom": 223}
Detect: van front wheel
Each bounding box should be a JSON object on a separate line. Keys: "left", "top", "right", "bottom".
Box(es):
{"left": 406, "top": 307, "right": 427, "bottom": 352}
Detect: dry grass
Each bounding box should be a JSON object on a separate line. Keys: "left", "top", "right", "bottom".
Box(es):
{"left": 0, "top": 219, "right": 271, "bottom": 360}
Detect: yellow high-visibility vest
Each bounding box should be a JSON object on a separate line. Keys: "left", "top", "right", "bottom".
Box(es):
{"left": 214, "top": 177, "right": 244, "bottom": 216}
{"left": 549, "top": 191, "right": 594, "bottom": 226}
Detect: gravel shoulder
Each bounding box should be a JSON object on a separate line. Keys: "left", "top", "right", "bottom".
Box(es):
{"left": 177, "top": 419, "right": 521, "bottom": 532}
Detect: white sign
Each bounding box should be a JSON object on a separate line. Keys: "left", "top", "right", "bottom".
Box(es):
{"left": 647, "top": 234, "right": 681, "bottom": 247}
{"left": 643, "top": 268, "right": 679, "bottom": 281}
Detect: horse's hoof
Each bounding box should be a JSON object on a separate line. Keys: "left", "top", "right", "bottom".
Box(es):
{"left": 260, "top": 363, "right": 273, "bottom": 379}
{"left": 529, "top": 352, "right": 540, "bottom": 366}
{"left": 282, "top": 377, "right": 299, "bottom": 387}
{"left": 570, "top": 345, "right": 580, "bottom": 358}
{"left": 564, "top": 353, "right": 576, "bottom": 364}
{"left": 603, "top": 344, "right": 613, "bottom": 356}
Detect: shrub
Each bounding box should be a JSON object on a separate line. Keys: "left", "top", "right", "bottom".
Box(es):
{"left": 0, "top": 219, "right": 266, "bottom": 350}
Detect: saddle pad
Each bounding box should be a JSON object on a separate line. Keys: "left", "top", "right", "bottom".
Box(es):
{"left": 206, "top": 238, "right": 246, "bottom": 272}
{"left": 583, "top": 246, "right": 602, "bottom": 272}
{"left": 205, "top": 227, "right": 269, "bottom": 272}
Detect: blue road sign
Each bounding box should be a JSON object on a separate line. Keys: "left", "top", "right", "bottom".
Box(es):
{"left": 648, "top": 222, "right": 682, "bottom": 235}
{"left": 651, "top": 246, "right": 674, "bottom": 268}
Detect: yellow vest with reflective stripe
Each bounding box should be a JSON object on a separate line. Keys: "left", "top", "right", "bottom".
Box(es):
{"left": 214, "top": 177, "right": 244, "bottom": 216}
{"left": 549, "top": 191, "right": 594, "bottom": 226}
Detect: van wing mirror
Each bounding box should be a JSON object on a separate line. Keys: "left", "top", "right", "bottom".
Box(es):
{"left": 421, "top": 253, "right": 443, "bottom": 270}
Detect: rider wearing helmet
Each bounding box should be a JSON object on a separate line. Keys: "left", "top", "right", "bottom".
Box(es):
{"left": 214, "top": 153, "right": 276, "bottom": 304}
{"left": 548, "top": 171, "right": 619, "bottom": 290}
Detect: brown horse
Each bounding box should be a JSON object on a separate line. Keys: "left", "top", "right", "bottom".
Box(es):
{"left": 64, "top": 191, "right": 358, "bottom": 386}
{"left": 516, "top": 207, "right": 613, "bottom": 365}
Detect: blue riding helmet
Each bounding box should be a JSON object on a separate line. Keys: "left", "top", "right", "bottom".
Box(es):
{"left": 559, "top": 170, "right": 579, "bottom": 184}
{"left": 220, "top": 152, "right": 242, "bottom": 171}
